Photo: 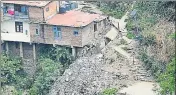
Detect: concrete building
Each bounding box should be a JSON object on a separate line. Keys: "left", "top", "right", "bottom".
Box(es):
{"left": 1, "top": 1, "right": 109, "bottom": 74}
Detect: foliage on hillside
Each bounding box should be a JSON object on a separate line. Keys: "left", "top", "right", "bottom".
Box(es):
{"left": 1, "top": 46, "right": 72, "bottom": 95}
{"left": 97, "top": 1, "right": 133, "bottom": 19}
{"left": 125, "top": 1, "right": 175, "bottom": 95}
{"left": 158, "top": 58, "right": 175, "bottom": 95}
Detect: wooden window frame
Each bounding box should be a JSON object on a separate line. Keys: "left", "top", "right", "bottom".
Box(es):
{"left": 15, "top": 22, "right": 23, "bottom": 32}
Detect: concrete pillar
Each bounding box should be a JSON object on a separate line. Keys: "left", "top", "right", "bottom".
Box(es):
{"left": 33, "top": 43, "right": 36, "bottom": 61}
{"left": 5, "top": 41, "right": 9, "bottom": 55}
{"left": 20, "top": 42, "right": 23, "bottom": 58}
{"left": 71, "top": 46, "right": 76, "bottom": 60}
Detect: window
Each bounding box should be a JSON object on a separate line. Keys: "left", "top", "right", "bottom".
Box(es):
{"left": 53, "top": 26, "right": 61, "bottom": 39}
{"left": 73, "top": 30, "right": 78, "bottom": 36}
{"left": 14, "top": 4, "right": 21, "bottom": 12}
{"left": 15, "top": 22, "right": 23, "bottom": 32}
{"left": 36, "top": 29, "right": 39, "bottom": 35}
{"left": 46, "top": 7, "right": 49, "bottom": 12}
{"left": 94, "top": 23, "right": 97, "bottom": 32}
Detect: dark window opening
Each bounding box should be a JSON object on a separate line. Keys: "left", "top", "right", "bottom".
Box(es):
{"left": 15, "top": 22, "right": 23, "bottom": 32}
{"left": 14, "top": 4, "right": 21, "bottom": 12}
{"left": 94, "top": 23, "right": 97, "bottom": 32}
{"left": 73, "top": 30, "right": 78, "bottom": 36}
{"left": 36, "top": 29, "right": 39, "bottom": 35}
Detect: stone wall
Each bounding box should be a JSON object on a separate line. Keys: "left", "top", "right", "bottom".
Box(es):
{"left": 8, "top": 41, "right": 20, "bottom": 57}
{"left": 23, "top": 43, "right": 33, "bottom": 59}
{"left": 82, "top": 22, "right": 95, "bottom": 46}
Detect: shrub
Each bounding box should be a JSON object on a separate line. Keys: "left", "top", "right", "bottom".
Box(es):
{"left": 101, "top": 88, "right": 117, "bottom": 95}
{"left": 127, "top": 32, "right": 135, "bottom": 39}
{"left": 157, "top": 58, "right": 175, "bottom": 95}
{"left": 29, "top": 58, "right": 63, "bottom": 95}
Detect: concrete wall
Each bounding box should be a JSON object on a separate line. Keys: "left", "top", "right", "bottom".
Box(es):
{"left": 44, "top": 1, "right": 57, "bottom": 20}
{"left": 28, "top": 6, "right": 44, "bottom": 22}
{"left": 44, "top": 25, "right": 82, "bottom": 47}
{"left": 1, "top": 21, "right": 30, "bottom": 42}
{"left": 30, "top": 24, "right": 45, "bottom": 43}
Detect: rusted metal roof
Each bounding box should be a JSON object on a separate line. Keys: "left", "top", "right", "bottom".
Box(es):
{"left": 46, "top": 10, "right": 106, "bottom": 27}
{"left": 1, "top": 1, "right": 51, "bottom": 7}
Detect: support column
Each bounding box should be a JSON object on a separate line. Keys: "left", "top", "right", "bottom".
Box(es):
{"left": 20, "top": 42, "right": 23, "bottom": 58}
{"left": 33, "top": 43, "right": 36, "bottom": 61}
{"left": 71, "top": 46, "right": 76, "bottom": 60}
{"left": 5, "top": 41, "right": 9, "bottom": 55}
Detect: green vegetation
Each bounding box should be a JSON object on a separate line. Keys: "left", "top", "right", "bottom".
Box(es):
{"left": 158, "top": 58, "right": 175, "bottom": 95}
{"left": 1, "top": 46, "right": 72, "bottom": 95}
{"left": 126, "top": 32, "right": 135, "bottom": 39}
{"left": 97, "top": 1, "right": 133, "bottom": 19}
{"left": 101, "top": 88, "right": 118, "bottom": 95}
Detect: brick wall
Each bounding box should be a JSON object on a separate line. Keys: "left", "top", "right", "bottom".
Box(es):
{"left": 28, "top": 6, "right": 44, "bottom": 22}
{"left": 82, "top": 22, "right": 95, "bottom": 46}
{"left": 44, "top": 1, "right": 57, "bottom": 20}
{"left": 30, "top": 23, "right": 45, "bottom": 43}
{"left": 44, "top": 25, "right": 82, "bottom": 47}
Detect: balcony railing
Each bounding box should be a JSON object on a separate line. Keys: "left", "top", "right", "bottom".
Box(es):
{"left": 3, "top": 12, "right": 29, "bottom": 20}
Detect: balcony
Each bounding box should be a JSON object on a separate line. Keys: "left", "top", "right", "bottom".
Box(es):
{"left": 2, "top": 3, "right": 29, "bottom": 21}
{"left": 1, "top": 32, "right": 31, "bottom": 42}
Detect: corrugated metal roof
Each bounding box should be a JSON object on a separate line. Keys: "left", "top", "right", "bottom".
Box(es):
{"left": 46, "top": 10, "right": 106, "bottom": 27}
{"left": 2, "top": 1, "right": 51, "bottom": 7}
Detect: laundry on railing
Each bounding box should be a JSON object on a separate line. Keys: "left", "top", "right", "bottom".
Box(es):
{"left": 8, "top": 9, "right": 14, "bottom": 15}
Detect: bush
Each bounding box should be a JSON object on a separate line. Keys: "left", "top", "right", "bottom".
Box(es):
{"left": 127, "top": 32, "right": 135, "bottom": 39}
{"left": 29, "top": 58, "right": 63, "bottom": 95}
{"left": 101, "top": 88, "right": 117, "bottom": 95}
{"left": 157, "top": 58, "right": 175, "bottom": 95}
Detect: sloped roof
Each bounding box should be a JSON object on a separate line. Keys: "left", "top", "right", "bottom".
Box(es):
{"left": 2, "top": 1, "right": 51, "bottom": 7}
{"left": 46, "top": 10, "right": 107, "bottom": 27}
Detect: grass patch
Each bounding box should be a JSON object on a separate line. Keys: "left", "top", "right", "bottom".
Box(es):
{"left": 101, "top": 88, "right": 118, "bottom": 95}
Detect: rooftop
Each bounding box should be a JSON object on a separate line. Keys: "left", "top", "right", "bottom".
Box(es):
{"left": 46, "top": 10, "right": 107, "bottom": 27}
{"left": 2, "top": 1, "right": 51, "bottom": 7}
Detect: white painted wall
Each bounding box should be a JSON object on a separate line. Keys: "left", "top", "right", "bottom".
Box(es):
{"left": 1, "top": 20, "right": 30, "bottom": 42}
